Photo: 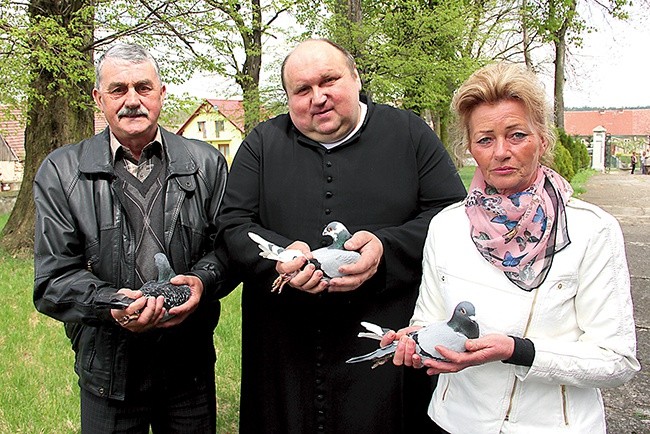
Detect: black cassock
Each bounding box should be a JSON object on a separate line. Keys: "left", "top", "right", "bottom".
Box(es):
{"left": 218, "top": 95, "right": 467, "bottom": 434}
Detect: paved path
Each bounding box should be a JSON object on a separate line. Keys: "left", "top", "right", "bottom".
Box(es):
{"left": 580, "top": 169, "right": 650, "bottom": 433}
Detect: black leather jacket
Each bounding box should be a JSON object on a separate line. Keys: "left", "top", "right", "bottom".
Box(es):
{"left": 33, "top": 127, "right": 231, "bottom": 400}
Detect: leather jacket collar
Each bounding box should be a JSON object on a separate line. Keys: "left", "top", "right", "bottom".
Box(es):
{"left": 79, "top": 127, "right": 198, "bottom": 177}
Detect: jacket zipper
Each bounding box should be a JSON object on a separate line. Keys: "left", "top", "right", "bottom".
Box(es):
{"left": 505, "top": 287, "right": 541, "bottom": 422}
{"left": 441, "top": 378, "right": 451, "bottom": 401}
{"left": 561, "top": 385, "right": 569, "bottom": 425}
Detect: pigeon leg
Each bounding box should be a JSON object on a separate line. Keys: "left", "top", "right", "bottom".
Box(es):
{"left": 272, "top": 273, "right": 293, "bottom": 293}
{"left": 371, "top": 357, "right": 392, "bottom": 369}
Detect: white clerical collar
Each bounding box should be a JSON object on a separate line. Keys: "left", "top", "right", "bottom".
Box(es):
{"left": 320, "top": 102, "right": 367, "bottom": 149}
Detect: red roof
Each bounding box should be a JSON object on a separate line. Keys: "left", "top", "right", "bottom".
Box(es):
{"left": 0, "top": 106, "right": 107, "bottom": 161}
{"left": 176, "top": 99, "right": 245, "bottom": 135}
{"left": 0, "top": 107, "right": 25, "bottom": 160}
{"left": 564, "top": 108, "right": 650, "bottom": 137}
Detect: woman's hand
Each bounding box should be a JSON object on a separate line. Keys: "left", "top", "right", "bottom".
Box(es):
{"left": 379, "top": 326, "right": 424, "bottom": 368}
{"left": 421, "top": 334, "right": 515, "bottom": 375}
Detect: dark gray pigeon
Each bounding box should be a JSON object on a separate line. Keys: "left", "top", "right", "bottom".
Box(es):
{"left": 96, "top": 253, "right": 191, "bottom": 321}
{"left": 248, "top": 221, "right": 361, "bottom": 292}
{"left": 346, "top": 301, "right": 480, "bottom": 368}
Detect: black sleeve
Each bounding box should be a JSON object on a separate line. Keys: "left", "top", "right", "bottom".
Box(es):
{"left": 502, "top": 336, "right": 536, "bottom": 367}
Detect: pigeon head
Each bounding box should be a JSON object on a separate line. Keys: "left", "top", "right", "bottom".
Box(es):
{"left": 447, "top": 301, "right": 480, "bottom": 339}
{"left": 322, "top": 221, "right": 352, "bottom": 248}
{"left": 154, "top": 253, "right": 176, "bottom": 283}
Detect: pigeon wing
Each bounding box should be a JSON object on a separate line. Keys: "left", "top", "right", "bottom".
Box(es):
{"left": 312, "top": 249, "right": 360, "bottom": 279}
{"left": 357, "top": 321, "right": 391, "bottom": 340}
{"left": 414, "top": 322, "right": 469, "bottom": 360}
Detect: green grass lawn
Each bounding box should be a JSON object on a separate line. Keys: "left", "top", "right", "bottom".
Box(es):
{"left": 458, "top": 165, "right": 475, "bottom": 187}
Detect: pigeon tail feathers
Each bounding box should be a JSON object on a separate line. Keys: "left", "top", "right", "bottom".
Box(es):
{"left": 247, "top": 232, "right": 305, "bottom": 262}
{"left": 345, "top": 343, "right": 398, "bottom": 369}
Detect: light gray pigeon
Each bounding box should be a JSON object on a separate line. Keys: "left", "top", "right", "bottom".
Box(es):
{"left": 248, "top": 221, "right": 361, "bottom": 293}
{"left": 95, "top": 253, "right": 191, "bottom": 321}
{"left": 346, "top": 301, "right": 480, "bottom": 368}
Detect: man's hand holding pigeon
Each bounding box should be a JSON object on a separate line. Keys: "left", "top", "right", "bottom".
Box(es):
{"left": 275, "top": 241, "right": 326, "bottom": 294}
{"left": 273, "top": 229, "right": 383, "bottom": 294}
{"left": 110, "top": 289, "right": 165, "bottom": 332}
{"left": 329, "top": 230, "right": 383, "bottom": 292}
{"left": 160, "top": 274, "right": 204, "bottom": 328}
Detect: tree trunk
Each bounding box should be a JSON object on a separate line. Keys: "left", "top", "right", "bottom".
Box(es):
{"left": 552, "top": 0, "right": 576, "bottom": 130}
{"left": 331, "top": 0, "right": 364, "bottom": 61}
{"left": 0, "top": 0, "right": 94, "bottom": 255}
{"left": 553, "top": 36, "right": 566, "bottom": 129}
{"left": 239, "top": 0, "right": 262, "bottom": 135}
{"left": 521, "top": 0, "right": 533, "bottom": 69}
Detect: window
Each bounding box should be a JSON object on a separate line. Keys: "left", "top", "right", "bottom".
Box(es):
{"left": 215, "top": 120, "right": 225, "bottom": 138}
{"left": 218, "top": 143, "right": 230, "bottom": 158}
{"left": 197, "top": 121, "right": 206, "bottom": 138}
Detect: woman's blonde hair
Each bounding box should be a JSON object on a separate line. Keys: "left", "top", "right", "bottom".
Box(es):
{"left": 450, "top": 62, "right": 556, "bottom": 166}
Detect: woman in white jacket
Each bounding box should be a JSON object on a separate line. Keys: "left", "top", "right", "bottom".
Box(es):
{"left": 382, "top": 63, "right": 640, "bottom": 433}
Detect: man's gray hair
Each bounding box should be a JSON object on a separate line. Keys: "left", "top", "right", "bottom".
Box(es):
{"left": 95, "top": 43, "right": 161, "bottom": 89}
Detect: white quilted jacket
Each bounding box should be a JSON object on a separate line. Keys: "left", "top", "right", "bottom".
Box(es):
{"left": 412, "top": 198, "right": 640, "bottom": 434}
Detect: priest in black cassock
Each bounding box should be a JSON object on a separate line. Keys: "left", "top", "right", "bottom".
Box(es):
{"left": 217, "top": 38, "right": 467, "bottom": 434}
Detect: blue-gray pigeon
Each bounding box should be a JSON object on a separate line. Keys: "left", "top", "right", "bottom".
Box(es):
{"left": 247, "top": 221, "right": 361, "bottom": 293}
{"left": 96, "top": 253, "right": 191, "bottom": 321}
{"left": 346, "top": 301, "right": 480, "bottom": 368}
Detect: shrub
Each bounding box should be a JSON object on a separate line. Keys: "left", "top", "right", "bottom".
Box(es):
{"left": 557, "top": 129, "right": 590, "bottom": 173}
{"left": 553, "top": 142, "right": 575, "bottom": 180}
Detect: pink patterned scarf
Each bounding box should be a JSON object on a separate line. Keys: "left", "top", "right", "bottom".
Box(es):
{"left": 465, "top": 165, "right": 573, "bottom": 291}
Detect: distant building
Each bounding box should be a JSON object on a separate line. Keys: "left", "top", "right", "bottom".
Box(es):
{"left": 564, "top": 108, "right": 650, "bottom": 154}
{"left": 176, "top": 99, "right": 245, "bottom": 161}
{"left": 0, "top": 106, "right": 108, "bottom": 190}
{"left": 0, "top": 107, "right": 25, "bottom": 190}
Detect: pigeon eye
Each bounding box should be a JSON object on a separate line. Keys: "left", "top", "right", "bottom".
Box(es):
{"left": 460, "top": 308, "right": 466, "bottom": 314}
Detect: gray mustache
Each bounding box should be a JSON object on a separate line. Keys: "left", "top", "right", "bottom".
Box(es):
{"left": 118, "top": 107, "right": 149, "bottom": 118}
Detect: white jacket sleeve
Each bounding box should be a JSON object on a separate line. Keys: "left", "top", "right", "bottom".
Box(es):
{"left": 521, "top": 210, "right": 640, "bottom": 388}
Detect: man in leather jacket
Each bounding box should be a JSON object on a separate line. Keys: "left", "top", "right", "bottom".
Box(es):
{"left": 33, "top": 43, "right": 232, "bottom": 433}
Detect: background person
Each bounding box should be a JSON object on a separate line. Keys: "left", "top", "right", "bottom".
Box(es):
{"left": 33, "top": 43, "right": 233, "bottom": 433}
{"left": 640, "top": 151, "right": 646, "bottom": 175}
{"left": 382, "top": 62, "right": 639, "bottom": 433}
{"left": 217, "top": 38, "right": 467, "bottom": 433}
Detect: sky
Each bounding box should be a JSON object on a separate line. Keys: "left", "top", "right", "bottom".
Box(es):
{"left": 561, "top": 2, "right": 650, "bottom": 108}
{"left": 167, "top": 2, "right": 650, "bottom": 110}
